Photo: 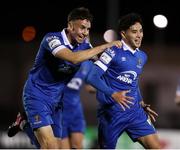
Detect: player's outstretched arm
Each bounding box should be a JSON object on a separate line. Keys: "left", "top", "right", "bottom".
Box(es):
{"left": 55, "top": 40, "right": 122, "bottom": 64}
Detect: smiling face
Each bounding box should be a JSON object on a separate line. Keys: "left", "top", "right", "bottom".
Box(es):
{"left": 121, "top": 22, "right": 143, "bottom": 50}
{"left": 67, "top": 19, "right": 91, "bottom": 44}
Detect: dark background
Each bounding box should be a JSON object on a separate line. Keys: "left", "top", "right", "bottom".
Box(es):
{"left": 0, "top": 0, "right": 180, "bottom": 148}
{"left": 0, "top": 0, "right": 179, "bottom": 44}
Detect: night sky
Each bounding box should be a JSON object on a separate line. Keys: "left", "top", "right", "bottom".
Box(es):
{"left": 0, "top": 0, "right": 179, "bottom": 44}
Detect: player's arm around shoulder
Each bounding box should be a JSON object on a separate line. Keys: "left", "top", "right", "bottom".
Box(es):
{"left": 54, "top": 40, "right": 122, "bottom": 64}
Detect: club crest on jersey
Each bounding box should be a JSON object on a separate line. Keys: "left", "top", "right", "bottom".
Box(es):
{"left": 137, "top": 58, "right": 142, "bottom": 68}
{"left": 33, "top": 115, "right": 42, "bottom": 125}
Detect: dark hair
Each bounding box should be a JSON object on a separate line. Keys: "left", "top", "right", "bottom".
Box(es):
{"left": 118, "top": 13, "right": 143, "bottom": 32}
{"left": 68, "top": 7, "right": 93, "bottom": 22}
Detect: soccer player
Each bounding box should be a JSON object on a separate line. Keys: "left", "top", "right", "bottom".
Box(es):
{"left": 21, "top": 7, "right": 122, "bottom": 148}
{"left": 85, "top": 13, "right": 162, "bottom": 149}
{"left": 7, "top": 60, "right": 94, "bottom": 149}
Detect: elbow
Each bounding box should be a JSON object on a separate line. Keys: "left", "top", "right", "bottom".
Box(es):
{"left": 68, "top": 57, "right": 81, "bottom": 64}
{"left": 65, "top": 58, "right": 80, "bottom": 64}
{"left": 70, "top": 60, "right": 80, "bottom": 64}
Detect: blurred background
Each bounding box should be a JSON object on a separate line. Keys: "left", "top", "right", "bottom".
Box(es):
{"left": 0, "top": 0, "right": 180, "bottom": 148}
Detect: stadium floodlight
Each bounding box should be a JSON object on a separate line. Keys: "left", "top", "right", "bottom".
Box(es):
{"left": 153, "top": 14, "right": 168, "bottom": 29}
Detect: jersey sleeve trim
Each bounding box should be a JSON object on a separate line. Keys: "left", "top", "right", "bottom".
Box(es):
{"left": 94, "top": 60, "right": 107, "bottom": 71}
{"left": 52, "top": 45, "right": 66, "bottom": 56}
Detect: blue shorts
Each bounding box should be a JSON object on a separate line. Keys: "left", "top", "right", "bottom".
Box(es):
{"left": 61, "top": 102, "right": 86, "bottom": 138}
{"left": 23, "top": 79, "right": 63, "bottom": 138}
{"left": 98, "top": 104, "right": 156, "bottom": 149}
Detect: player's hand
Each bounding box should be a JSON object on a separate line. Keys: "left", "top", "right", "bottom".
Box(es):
{"left": 111, "top": 90, "right": 134, "bottom": 111}
{"left": 142, "top": 103, "right": 158, "bottom": 122}
{"left": 109, "top": 40, "right": 122, "bottom": 48}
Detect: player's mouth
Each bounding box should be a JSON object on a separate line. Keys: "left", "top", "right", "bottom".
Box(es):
{"left": 135, "top": 39, "right": 141, "bottom": 45}
{"left": 78, "top": 35, "right": 85, "bottom": 40}
{"left": 77, "top": 35, "right": 86, "bottom": 42}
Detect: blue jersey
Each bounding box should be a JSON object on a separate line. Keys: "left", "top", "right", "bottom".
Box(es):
{"left": 23, "top": 29, "right": 91, "bottom": 131}
{"left": 24, "top": 29, "right": 92, "bottom": 104}
{"left": 91, "top": 42, "right": 156, "bottom": 149}
{"left": 84, "top": 42, "right": 156, "bottom": 148}
{"left": 94, "top": 42, "right": 147, "bottom": 111}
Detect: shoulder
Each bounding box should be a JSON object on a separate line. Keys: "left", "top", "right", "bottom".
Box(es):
{"left": 105, "top": 46, "right": 119, "bottom": 57}
{"left": 40, "top": 32, "right": 64, "bottom": 51}
{"left": 107, "top": 46, "right": 125, "bottom": 56}
{"left": 42, "top": 32, "right": 63, "bottom": 48}
{"left": 138, "top": 49, "right": 148, "bottom": 59}
{"left": 138, "top": 48, "right": 146, "bottom": 54}
{"left": 43, "top": 32, "right": 62, "bottom": 42}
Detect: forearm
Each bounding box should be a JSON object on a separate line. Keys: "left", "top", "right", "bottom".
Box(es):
{"left": 55, "top": 41, "right": 121, "bottom": 64}
{"left": 85, "top": 65, "right": 115, "bottom": 96}
{"left": 69, "top": 42, "right": 119, "bottom": 64}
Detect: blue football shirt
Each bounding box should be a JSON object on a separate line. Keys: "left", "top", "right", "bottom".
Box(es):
{"left": 94, "top": 40, "right": 147, "bottom": 111}
{"left": 24, "top": 29, "right": 92, "bottom": 103}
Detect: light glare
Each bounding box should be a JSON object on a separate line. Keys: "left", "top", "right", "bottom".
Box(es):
{"left": 103, "top": 29, "right": 117, "bottom": 42}
{"left": 153, "top": 15, "right": 168, "bottom": 28}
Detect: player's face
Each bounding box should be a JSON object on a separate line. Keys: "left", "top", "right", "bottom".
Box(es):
{"left": 69, "top": 19, "right": 91, "bottom": 44}
{"left": 123, "top": 22, "right": 143, "bottom": 50}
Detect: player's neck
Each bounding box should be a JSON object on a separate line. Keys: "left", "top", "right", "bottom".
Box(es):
{"left": 66, "top": 29, "right": 78, "bottom": 46}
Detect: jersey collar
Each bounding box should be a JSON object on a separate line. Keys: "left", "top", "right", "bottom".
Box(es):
{"left": 121, "top": 40, "right": 139, "bottom": 54}
{"left": 61, "top": 29, "right": 74, "bottom": 49}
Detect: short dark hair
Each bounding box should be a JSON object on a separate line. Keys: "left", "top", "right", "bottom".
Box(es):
{"left": 118, "top": 13, "right": 143, "bottom": 32}
{"left": 67, "top": 7, "right": 93, "bottom": 22}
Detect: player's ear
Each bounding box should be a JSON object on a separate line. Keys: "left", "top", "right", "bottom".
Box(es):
{"left": 68, "top": 21, "right": 73, "bottom": 30}
{"left": 121, "top": 31, "right": 126, "bottom": 39}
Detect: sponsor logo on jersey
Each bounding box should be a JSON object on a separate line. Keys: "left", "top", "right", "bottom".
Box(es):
{"left": 117, "top": 71, "right": 137, "bottom": 84}
{"left": 117, "top": 74, "right": 133, "bottom": 84}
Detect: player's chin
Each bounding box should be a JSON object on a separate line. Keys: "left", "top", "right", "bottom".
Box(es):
{"left": 76, "top": 38, "right": 84, "bottom": 44}
{"left": 135, "top": 43, "right": 141, "bottom": 48}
